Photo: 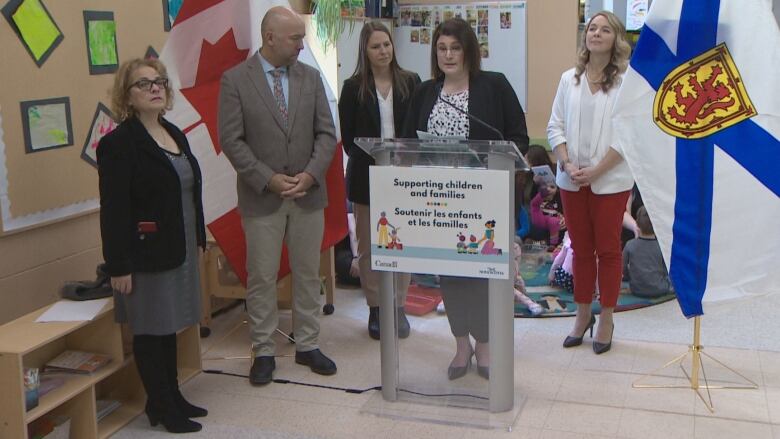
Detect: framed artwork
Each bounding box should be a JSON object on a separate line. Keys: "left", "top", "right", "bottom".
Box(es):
{"left": 1, "top": 0, "right": 64, "bottom": 67}
{"left": 80, "top": 103, "right": 116, "bottom": 168}
{"left": 83, "top": 10, "right": 118, "bottom": 74}
{"left": 162, "top": 0, "right": 183, "bottom": 31}
{"left": 20, "top": 97, "right": 74, "bottom": 153}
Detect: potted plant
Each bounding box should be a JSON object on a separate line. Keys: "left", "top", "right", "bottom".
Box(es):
{"left": 312, "top": 0, "right": 363, "bottom": 50}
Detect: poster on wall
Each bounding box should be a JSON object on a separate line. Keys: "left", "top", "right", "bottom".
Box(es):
{"left": 80, "top": 103, "right": 116, "bottom": 168}
{"left": 83, "top": 10, "right": 119, "bottom": 74}
{"left": 626, "top": 0, "right": 649, "bottom": 31}
{"left": 20, "top": 97, "right": 73, "bottom": 153}
{"left": 1, "top": 0, "right": 64, "bottom": 67}
{"left": 369, "top": 166, "right": 511, "bottom": 279}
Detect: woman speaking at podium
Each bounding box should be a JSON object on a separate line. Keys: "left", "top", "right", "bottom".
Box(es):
{"left": 403, "top": 18, "right": 528, "bottom": 380}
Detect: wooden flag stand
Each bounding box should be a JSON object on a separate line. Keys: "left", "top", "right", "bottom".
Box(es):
{"left": 632, "top": 316, "right": 758, "bottom": 412}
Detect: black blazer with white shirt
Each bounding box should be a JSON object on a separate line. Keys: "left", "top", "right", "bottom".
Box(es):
{"left": 97, "top": 116, "right": 206, "bottom": 277}
{"left": 402, "top": 71, "right": 529, "bottom": 154}
{"left": 339, "top": 73, "right": 421, "bottom": 205}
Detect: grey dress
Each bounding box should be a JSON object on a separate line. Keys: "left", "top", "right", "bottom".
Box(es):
{"left": 115, "top": 149, "right": 202, "bottom": 335}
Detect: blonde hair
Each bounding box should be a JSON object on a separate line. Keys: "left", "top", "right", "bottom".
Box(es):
{"left": 110, "top": 58, "right": 173, "bottom": 122}
{"left": 574, "top": 11, "right": 631, "bottom": 92}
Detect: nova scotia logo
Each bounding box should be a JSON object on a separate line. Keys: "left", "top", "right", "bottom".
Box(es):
{"left": 479, "top": 267, "right": 505, "bottom": 276}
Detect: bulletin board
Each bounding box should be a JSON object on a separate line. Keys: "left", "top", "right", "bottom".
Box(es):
{"left": 0, "top": 0, "right": 170, "bottom": 234}
{"left": 393, "top": 1, "right": 527, "bottom": 109}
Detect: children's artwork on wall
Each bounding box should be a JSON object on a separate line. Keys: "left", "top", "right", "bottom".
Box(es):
{"left": 162, "top": 0, "right": 183, "bottom": 31}
{"left": 83, "top": 10, "right": 118, "bottom": 74}
{"left": 20, "top": 97, "right": 73, "bottom": 153}
{"left": 1, "top": 0, "right": 63, "bottom": 67}
{"left": 80, "top": 103, "right": 116, "bottom": 168}
{"left": 145, "top": 45, "right": 159, "bottom": 59}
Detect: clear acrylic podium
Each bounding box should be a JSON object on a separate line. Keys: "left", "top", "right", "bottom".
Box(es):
{"left": 355, "top": 137, "right": 529, "bottom": 429}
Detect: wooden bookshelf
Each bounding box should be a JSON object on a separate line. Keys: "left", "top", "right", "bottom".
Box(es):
{"left": 0, "top": 300, "right": 202, "bottom": 439}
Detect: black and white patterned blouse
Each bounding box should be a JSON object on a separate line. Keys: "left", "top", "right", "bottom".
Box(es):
{"left": 427, "top": 90, "right": 470, "bottom": 137}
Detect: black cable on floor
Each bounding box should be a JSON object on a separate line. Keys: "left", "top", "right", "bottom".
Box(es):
{"left": 203, "top": 369, "right": 381, "bottom": 394}
{"left": 399, "top": 388, "right": 488, "bottom": 400}
{"left": 204, "top": 369, "right": 490, "bottom": 399}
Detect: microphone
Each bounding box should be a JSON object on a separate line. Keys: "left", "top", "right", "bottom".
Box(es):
{"left": 434, "top": 82, "right": 505, "bottom": 141}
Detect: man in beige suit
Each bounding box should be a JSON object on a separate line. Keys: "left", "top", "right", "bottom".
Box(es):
{"left": 218, "top": 7, "right": 338, "bottom": 385}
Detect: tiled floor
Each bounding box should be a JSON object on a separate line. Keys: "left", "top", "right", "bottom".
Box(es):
{"left": 114, "top": 286, "right": 780, "bottom": 438}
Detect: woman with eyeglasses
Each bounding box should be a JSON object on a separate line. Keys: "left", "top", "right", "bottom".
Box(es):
{"left": 98, "top": 58, "right": 207, "bottom": 433}
{"left": 403, "top": 18, "right": 528, "bottom": 380}
{"left": 339, "top": 20, "right": 420, "bottom": 340}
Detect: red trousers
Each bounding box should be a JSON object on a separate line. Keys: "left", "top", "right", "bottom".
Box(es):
{"left": 560, "top": 186, "right": 630, "bottom": 307}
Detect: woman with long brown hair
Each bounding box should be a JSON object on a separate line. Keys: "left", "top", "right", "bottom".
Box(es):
{"left": 547, "top": 11, "right": 634, "bottom": 354}
{"left": 339, "top": 20, "right": 420, "bottom": 340}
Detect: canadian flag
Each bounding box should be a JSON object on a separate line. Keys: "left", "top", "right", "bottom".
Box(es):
{"left": 160, "top": 0, "right": 348, "bottom": 284}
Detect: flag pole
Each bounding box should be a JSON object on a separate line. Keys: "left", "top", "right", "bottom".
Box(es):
{"left": 632, "top": 316, "right": 758, "bottom": 413}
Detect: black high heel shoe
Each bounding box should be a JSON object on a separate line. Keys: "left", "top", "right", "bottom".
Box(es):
{"left": 447, "top": 352, "right": 473, "bottom": 380}
{"left": 593, "top": 323, "right": 614, "bottom": 354}
{"left": 562, "top": 314, "right": 596, "bottom": 348}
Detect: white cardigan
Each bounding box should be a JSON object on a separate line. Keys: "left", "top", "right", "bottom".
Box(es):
{"left": 546, "top": 68, "right": 634, "bottom": 194}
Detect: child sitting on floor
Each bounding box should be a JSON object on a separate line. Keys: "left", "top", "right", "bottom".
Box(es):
{"left": 513, "top": 242, "right": 543, "bottom": 315}
{"left": 530, "top": 182, "right": 565, "bottom": 250}
{"left": 623, "top": 206, "right": 674, "bottom": 298}
{"left": 548, "top": 232, "right": 574, "bottom": 294}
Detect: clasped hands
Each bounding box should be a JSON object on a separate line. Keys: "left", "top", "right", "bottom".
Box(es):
{"left": 562, "top": 162, "right": 600, "bottom": 187}
{"left": 268, "top": 172, "right": 315, "bottom": 199}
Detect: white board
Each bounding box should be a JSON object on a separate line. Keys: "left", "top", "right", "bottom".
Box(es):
{"left": 393, "top": 1, "right": 527, "bottom": 109}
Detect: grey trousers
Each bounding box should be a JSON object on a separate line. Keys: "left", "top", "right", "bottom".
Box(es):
{"left": 353, "top": 203, "right": 411, "bottom": 308}
{"left": 243, "top": 200, "right": 324, "bottom": 357}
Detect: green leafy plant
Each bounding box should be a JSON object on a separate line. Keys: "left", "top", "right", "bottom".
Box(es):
{"left": 312, "top": 0, "right": 361, "bottom": 50}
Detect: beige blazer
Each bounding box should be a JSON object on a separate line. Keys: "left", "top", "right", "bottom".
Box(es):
{"left": 218, "top": 53, "right": 337, "bottom": 217}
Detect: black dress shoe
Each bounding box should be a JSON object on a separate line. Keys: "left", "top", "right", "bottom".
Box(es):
{"left": 563, "top": 315, "right": 596, "bottom": 348}
{"left": 398, "top": 307, "right": 411, "bottom": 339}
{"left": 249, "top": 356, "right": 275, "bottom": 385}
{"left": 593, "top": 324, "right": 614, "bottom": 355}
{"left": 295, "top": 349, "right": 337, "bottom": 375}
{"left": 447, "top": 355, "right": 472, "bottom": 380}
{"left": 368, "top": 307, "right": 380, "bottom": 340}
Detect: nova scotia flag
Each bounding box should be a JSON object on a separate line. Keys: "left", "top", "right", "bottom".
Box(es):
{"left": 613, "top": 0, "right": 780, "bottom": 317}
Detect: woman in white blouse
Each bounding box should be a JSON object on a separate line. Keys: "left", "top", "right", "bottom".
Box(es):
{"left": 547, "top": 11, "right": 634, "bottom": 354}
{"left": 339, "top": 21, "right": 421, "bottom": 340}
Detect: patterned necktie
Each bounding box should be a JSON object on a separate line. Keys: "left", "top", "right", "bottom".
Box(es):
{"left": 271, "top": 68, "right": 288, "bottom": 126}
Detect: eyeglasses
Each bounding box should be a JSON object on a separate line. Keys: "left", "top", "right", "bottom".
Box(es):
{"left": 437, "top": 46, "right": 463, "bottom": 55}
{"left": 128, "top": 78, "right": 169, "bottom": 92}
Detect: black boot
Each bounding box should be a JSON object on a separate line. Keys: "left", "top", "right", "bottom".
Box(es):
{"left": 134, "top": 335, "right": 202, "bottom": 433}
{"left": 368, "top": 307, "right": 380, "bottom": 340}
{"left": 161, "top": 334, "right": 208, "bottom": 418}
{"left": 397, "top": 307, "right": 411, "bottom": 339}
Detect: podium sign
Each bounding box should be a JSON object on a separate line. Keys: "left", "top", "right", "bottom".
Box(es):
{"left": 369, "top": 166, "right": 511, "bottom": 279}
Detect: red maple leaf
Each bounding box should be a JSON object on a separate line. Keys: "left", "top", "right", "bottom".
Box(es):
{"left": 180, "top": 29, "right": 249, "bottom": 153}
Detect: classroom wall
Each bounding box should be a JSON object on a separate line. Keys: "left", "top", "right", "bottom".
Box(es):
{"left": 398, "top": 0, "right": 579, "bottom": 139}
{"left": 0, "top": 0, "right": 169, "bottom": 324}
{"left": 0, "top": 0, "right": 572, "bottom": 325}
{"left": 0, "top": 6, "right": 337, "bottom": 325}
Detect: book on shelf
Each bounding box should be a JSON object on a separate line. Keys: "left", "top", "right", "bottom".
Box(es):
{"left": 44, "top": 350, "right": 112, "bottom": 374}
{"left": 96, "top": 399, "right": 122, "bottom": 421}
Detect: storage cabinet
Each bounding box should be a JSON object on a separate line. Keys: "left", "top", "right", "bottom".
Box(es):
{"left": 0, "top": 301, "right": 201, "bottom": 439}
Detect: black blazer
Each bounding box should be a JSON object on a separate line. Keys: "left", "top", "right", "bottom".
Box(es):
{"left": 97, "top": 116, "right": 206, "bottom": 277}
{"left": 339, "top": 72, "right": 421, "bottom": 204}
{"left": 402, "top": 71, "right": 529, "bottom": 154}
